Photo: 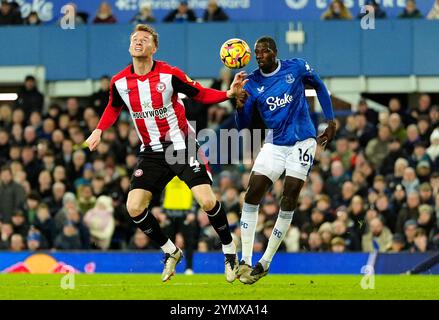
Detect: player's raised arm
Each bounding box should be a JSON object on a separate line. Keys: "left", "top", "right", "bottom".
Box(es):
{"left": 85, "top": 80, "right": 124, "bottom": 151}
{"left": 300, "top": 59, "right": 336, "bottom": 147}
{"left": 171, "top": 67, "right": 246, "bottom": 104}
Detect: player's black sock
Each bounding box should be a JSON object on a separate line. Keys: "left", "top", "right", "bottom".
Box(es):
{"left": 132, "top": 209, "right": 168, "bottom": 246}
{"left": 206, "top": 201, "right": 233, "bottom": 245}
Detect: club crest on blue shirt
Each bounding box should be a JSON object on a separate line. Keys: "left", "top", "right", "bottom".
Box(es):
{"left": 285, "top": 74, "right": 295, "bottom": 84}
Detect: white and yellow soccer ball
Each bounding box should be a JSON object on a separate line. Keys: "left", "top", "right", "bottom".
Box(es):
{"left": 219, "top": 38, "right": 251, "bottom": 69}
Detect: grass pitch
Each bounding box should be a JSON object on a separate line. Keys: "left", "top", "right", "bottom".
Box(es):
{"left": 0, "top": 274, "right": 438, "bottom": 300}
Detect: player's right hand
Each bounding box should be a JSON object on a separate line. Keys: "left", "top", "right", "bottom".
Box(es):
{"left": 236, "top": 89, "right": 249, "bottom": 111}
{"left": 85, "top": 129, "right": 102, "bottom": 151}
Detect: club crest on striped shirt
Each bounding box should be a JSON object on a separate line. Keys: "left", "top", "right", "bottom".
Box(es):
{"left": 134, "top": 169, "right": 143, "bottom": 177}
{"left": 156, "top": 82, "right": 166, "bottom": 93}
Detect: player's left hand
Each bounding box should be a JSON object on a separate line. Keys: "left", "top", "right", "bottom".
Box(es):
{"left": 317, "top": 120, "right": 336, "bottom": 149}
{"left": 227, "top": 71, "right": 248, "bottom": 98}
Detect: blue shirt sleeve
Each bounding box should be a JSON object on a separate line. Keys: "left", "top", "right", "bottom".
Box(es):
{"left": 298, "top": 59, "right": 334, "bottom": 121}
{"left": 235, "top": 84, "right": 255, "bottom": 130}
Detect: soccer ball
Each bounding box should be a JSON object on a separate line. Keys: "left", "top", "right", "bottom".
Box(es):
{"left": 219, "top": 38, "right": 251, "bottom": 69}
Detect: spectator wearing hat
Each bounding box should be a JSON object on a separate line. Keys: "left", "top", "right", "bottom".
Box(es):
{"left": 84, "top": 195, "right": 115, "bottom": 250}
{"left": 427, "top": 128, "right": 439, "bottom": 163}
{"left": 362, "top": 216, "right": 393, "bottom": 252}
{"left": 26, "top": 227, "right": 47, "bottom": 251}
{"left": 163, "top": 1, "right": 197, "bottom": 23}
{"left": 416, "top": 161, "right": 432, "bottom": 184}
{"left": 396, "top": 190, "right": 421, "bottom": 234}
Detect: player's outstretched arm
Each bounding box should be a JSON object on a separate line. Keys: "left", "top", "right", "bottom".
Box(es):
{"left": 317, "top": 120, "right": 337, "bottom": 149}
{"left": 301, "top": 60, "right": 336, "bottom": 148}
{"left": 85, "top": 129, "right": 102, "bottom": 152}
{"left": 85, "top": 81, "right": 124, "bottom": 151}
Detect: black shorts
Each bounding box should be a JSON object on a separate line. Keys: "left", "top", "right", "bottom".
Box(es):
{"left": 130, "top": 142, "right": 212, "bottom": 195}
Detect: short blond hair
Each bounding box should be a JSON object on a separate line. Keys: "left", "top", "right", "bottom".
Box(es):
{"left": 131, "top": 24, "right": 159, "bottom": 48}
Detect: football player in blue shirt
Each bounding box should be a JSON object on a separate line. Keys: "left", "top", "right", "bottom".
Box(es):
{"left": 235, "top": 36, "right": 337, "bottom": 284}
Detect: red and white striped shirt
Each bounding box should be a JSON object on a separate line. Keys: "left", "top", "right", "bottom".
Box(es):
{"left": 97, "top": 60, "right": 229, "bottom": 152}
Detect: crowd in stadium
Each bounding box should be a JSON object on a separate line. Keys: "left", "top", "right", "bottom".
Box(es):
{"left": 0, "top": 70, "right": 438, "bottom": 262}
{"left": 1, "top": 0, "right": 439, "bottom": 26}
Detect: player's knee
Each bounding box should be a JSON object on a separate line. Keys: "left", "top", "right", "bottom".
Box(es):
{"left": 199, "top": 197, "right": 217, "bottom": 212}
{"left": 126, "top": 200, "right": 148, "bottom": 218}
{"left": 280, "top": 195, "right": 297, "bottom": 212}
{"left": 244, "top": 187, "right": 264, "bottom": 205}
